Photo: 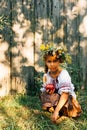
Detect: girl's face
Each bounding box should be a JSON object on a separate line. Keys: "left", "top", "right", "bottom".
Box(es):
{"left": 45, "top": 55, "right": 60, "bottom": 72}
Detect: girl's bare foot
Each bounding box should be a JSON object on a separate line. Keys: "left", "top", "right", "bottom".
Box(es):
{"left": 48, "top": 107, "right": 54, "bottom": 113}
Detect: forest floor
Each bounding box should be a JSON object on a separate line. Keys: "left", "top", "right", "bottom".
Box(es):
{"left": 0, "top": 90, "right": 87, "bottom": 130}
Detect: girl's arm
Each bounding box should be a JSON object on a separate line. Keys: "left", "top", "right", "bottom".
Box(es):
{"left": 40, "top": 74, "right": 47, "bottom": 92}
{"left": 51, "top": 92, "right": 69, "bottom": 122}
{"left": 43, "top": 74, "right": 47, "bottom": 83}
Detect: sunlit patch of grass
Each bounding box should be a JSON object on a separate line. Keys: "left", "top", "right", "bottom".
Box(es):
{"left": 57, "top": 118, "right": 78, "bottom": 130}
{"left": 0, "top": 90, "right": 87, "bottom": 130}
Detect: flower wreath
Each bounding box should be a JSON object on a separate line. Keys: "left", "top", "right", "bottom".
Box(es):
{"left": 40, "top": 42, "right": 72, "bottom": 64}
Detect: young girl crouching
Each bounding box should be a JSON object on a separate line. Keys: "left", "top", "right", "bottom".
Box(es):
{"left": 40, "top": 43, "right": 82, "bottom": 123}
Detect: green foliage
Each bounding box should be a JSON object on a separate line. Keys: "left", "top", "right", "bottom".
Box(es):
{"left": 0, "top": 15, "right": 11, "bottom": 30}
{"left": 67, "top": 64, "right": 83, "bottom": 90}
{"left": 34, "top": 72, "right": 43, "bottom": 95}
{"left": 26, "top": 71, "right": 43, "bottom": 96}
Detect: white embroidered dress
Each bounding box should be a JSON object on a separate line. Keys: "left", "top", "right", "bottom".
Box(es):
{"left": 41, "top": 69, "right": 76, "bottom": 99}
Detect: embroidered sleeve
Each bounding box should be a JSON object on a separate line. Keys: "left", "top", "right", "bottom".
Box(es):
{"left": 58, "top": 70, "right": 75, "bottom": 96}
{"left": 58, "top": 82, "right": 71, "bottom": 94}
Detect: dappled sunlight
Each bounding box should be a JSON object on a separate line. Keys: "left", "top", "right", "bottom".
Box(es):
{"left": 66, "top": 0, "right": 87, "bottom": 19}
{"left": 12, "top": 56, "right": 22, "bottom": 72}
{"left": 0, "top": 36, "right": 10, "bottom": 97}
{"left": 70, "top": 41, "right": 78, "bottom": 55}
{"left": 21, "top": 32, "right": 34, "bottom": 65}
{"left": 80, "top": 41, "right": 87, "bottom": 57}
{"left": 79, "top": 15, "right": 87, "bottom": 37}
{"left": 78, "top": 0, "right": 87, "bottom": 9}
{"left": 22, "top": 47, "right": 34, "bottom": 65}
{"left": 12, "top": 12, "right": 31, "bottom": 41}
{"left": 0, "top": 0, "right": 87, "bottom": 96}
{"left": 0, "top": 63, "right": 10, "bottom": 97}
{"left": 0, "top": 37, "right": 10, "bottom": 78}
{"left": 0, "top": 63, "right": 10, "bottom": 80}
{"left": 77, "top": 0, "right": 87, "bottom": 15}
{"left": 35, "top": 31, "right": 43, "bottom": 45}
{"left": 17, "top": 13, "right": 25, "bottom": 22}
{"left": 0, "top": 40, "right": 9, "bottom": 62}
{"left": 23, "top": 32, "right": 34, "bottom": 46}
{"left": 67, "top": 6, "right": 79, "bottom": 19}
{"left": 12, "top": 34, "right": 35, "bottom": 68}
{"left": 23, "top": 2, "right": 31, "bottom": 10}
{"left": 71, "top": 6, "right": 79, "bottom": 17}
{"left": 35, "top": 53, "right": 44, "bottom": 71}
{"left": 11, "top": 46, "right": 19, "bottom": 54}
{"left": 66, "top": 0, "right": 86, "bottom": 19}
{"left": 0, "top": 34, "right": 4, "bottom": 42}
{"left": 54, "top": 22, "right": 66, "bottom": 39}
{"left": 0, "top": 0, "right": 7, "bottom": 8}
{"left": 13, "top": 21, "right": 31, "bottom": 42}
{"left": 13, "top": 23, "right": 24, "bottom": 41}
{"left": 38, "top": 18, "right": 53, "bottom": 30}
{"left": 35, "top": 64, "right": 44, "bottom": 72}
{"left": 12, "top": 12, "right": 35, "bottom": 68}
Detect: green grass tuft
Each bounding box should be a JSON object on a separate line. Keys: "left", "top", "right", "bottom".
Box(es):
{"left": 0, "top": 90, "right": 87, "bottom": 130}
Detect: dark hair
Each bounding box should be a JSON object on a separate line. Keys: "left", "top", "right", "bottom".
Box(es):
{"left": 43, "top": 50, "right": 54, "bottom": 60}
{"left": 44, "top": 64, "right": 48, "bottom": 73}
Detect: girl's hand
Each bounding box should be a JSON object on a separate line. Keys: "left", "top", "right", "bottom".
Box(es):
{"left": 46, "top": 89, "right": 55, "bottom": 94}
{"left": 46, "top": 84, "right": 55, "bottom": 94}
{"left": 46, "top": 89, "right": 50, "bottom": 93}
{"left": 51, "top": 111, "right": 59, "bottom": 122}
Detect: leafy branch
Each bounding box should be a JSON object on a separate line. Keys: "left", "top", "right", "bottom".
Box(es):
{"left": 0, "top": 15, "right": 11, "bottom": 30}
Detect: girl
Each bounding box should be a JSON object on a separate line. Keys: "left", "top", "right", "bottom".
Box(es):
{"left": 40, "top": 43, "right": 82, "bottom": 123}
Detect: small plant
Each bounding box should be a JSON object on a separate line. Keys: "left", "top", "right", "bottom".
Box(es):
{"left": 0, "top": 15, "right": 11, "bottom": 30}
{"left": 34, "top": 72, "right": 43, "bottom": 95}
{"left": 67, "top": 64, "right": 83, "bottom": 90}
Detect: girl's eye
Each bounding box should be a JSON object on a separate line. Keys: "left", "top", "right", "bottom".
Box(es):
{"left": 47, "top": 60, "right": 51, "bottom": 63}
{"left": 47, "top": 60, "right": 58, "bottom": 63}
{"left": 53, "top": 60, "right": 58, "bottom": 62}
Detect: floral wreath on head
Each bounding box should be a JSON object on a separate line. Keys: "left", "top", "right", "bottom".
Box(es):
{"left": 40, "top": 42, "right": 72, "bottom": 64}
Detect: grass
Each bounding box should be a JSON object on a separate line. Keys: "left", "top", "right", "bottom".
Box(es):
{"left": 0, "top": 90, "right": 87, "bottom": 130}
